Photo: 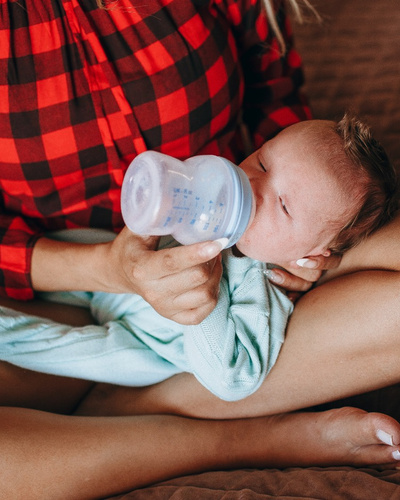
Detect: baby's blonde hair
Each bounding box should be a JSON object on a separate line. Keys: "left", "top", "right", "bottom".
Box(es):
{"left": 327, "top": 112, "right": 399, "bottom": 253}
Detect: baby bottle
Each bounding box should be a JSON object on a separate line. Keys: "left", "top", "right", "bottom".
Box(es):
{"left": 120, "top": 151, "right": 254, "bottom": 247}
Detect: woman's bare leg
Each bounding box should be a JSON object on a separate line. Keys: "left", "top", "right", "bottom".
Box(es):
{"left": 2, "top": 216, "right": 400, "bottom": 498}
{"left": 77, "top": 214, "right": 400, "bottom": 419}
{"left": 2, "top": 406, "right": 400, "bottom": 499}
{"left": 2, "top": 340, "right": 400, "bottom": 500}
{"left": 77, "top": 269, "right": 400, "bottom": 419}
{"left": 0, "top": 283, "right": 399, "bottom": 498}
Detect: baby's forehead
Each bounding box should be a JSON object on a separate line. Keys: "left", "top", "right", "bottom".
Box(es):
{"left": 300, "top": 169, "right": 355, "bottom": 223}
{"left": 285, "top": 119, "right": 336, "bottom": 138}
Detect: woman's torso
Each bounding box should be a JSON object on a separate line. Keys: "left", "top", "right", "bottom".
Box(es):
{"left": 1, "top": 0, "right": 244, "bottom": 231}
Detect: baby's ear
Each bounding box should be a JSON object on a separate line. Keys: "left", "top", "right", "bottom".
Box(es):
{"left": 309, "top": 247, "right": 331, "bottom": 259}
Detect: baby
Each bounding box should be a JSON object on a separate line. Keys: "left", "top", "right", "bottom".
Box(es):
{"left": 0, "top": 113, "right": 397, "bottom": 401}
{"left": 236, "top": 113, "right": 397, "bottom": 263}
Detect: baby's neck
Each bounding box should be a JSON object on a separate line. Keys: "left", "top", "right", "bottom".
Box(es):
{"left": 231, "top": 245, "right": 245, "bottom": 258}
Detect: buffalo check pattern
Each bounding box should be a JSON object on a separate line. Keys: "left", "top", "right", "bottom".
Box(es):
{"left": 0, "top": 0, "right": 310, "bottom": 298}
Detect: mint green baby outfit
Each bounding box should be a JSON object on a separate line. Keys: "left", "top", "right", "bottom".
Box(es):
{"left": 0, "top": 231, "right": 292, "bottom": 401}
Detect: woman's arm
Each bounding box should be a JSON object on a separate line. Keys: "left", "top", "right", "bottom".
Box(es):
{"left": 31, "top": 228, "right": 224, "bottom": 324}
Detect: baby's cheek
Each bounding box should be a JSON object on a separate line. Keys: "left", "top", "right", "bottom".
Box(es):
{"left": 235, "top": 230, "right": 264, "bottom": 260}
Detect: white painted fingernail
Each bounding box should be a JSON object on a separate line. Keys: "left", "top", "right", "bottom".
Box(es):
{"left": 263, "top": 269, "right": 284, "bottom": 284}
{"left": 201, "top": 238, "right": 229, "bottom": 258}
{"left": 213, "top": 238, "right": 229, "bottom": 250}
{"left": 377, "top": 429, "right": 394, "bottom": 446}
{"left": 296, "top": 258, "right": 318, "bottom": 269}
{"left": 392, "top": 450, "right": 400, "bottom": 460}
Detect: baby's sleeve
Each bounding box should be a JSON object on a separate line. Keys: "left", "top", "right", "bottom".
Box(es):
{"left": 184, "top": 252, "right": 293, "bottom": 401}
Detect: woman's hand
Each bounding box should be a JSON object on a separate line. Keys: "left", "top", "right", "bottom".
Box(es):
{"left": 103, "top": 228, "right": 224, "bottom": 324}
{"left": 265, "top": 254, "right": 342, "bottom": 301}
{"left": 32, "top": 228, "right": 224, "bottom": 325}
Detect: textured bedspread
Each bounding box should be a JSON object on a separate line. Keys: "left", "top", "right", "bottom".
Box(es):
{"left": 113, "top": 467, "right": 400, "bottom": 499}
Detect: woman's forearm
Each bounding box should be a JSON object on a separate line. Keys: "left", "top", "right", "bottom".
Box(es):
{"left": 30, "top": 229, "right": 225, "bottom": 324}
{"left": 31, "top": 237, "right": 110, "bottom": 293}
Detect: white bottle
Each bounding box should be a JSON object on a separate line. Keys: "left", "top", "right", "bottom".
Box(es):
{"left": 121, "top": 151, "right": 254, "bottom": 247}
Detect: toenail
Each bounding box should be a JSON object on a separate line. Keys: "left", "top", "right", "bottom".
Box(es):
{"left": 377, "top": 429, "right": 394, "bottom": 446}
{"left": 392, "top": 450, "right": 400, "bottom": 460}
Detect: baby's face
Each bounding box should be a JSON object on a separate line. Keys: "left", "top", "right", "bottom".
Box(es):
{"left": 236, "top": 120, "right": 352, "bottom": 264}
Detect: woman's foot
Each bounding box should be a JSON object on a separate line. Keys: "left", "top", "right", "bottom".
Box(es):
{"left": 234, "top": 406, "right": 400, "bottom": 469}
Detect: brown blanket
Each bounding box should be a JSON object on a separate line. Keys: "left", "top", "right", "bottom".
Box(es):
{"left": 113, "top": 467, "right": 400, "bottom": 499}
{"left": 112, "top": 0, "right": 400, "bottom": 497}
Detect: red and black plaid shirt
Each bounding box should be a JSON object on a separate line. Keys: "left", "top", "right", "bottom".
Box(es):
{"left": 0, "top": 0, "right": 310, "bottom": 299}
